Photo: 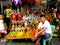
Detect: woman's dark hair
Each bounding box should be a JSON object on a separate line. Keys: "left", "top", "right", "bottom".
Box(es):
{"left": 40, "top": 14, "right": 45, "bottom": 18}
{"left": 7, "top": 5, "right": 11, "bottom": 8}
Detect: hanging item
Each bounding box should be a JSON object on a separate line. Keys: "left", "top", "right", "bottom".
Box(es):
{"left": 14, "top": 0, "right": 19, "bottom": 5}
{"left": 10, "top": 0, "right": 14, "bottom": 2}
{"left": 23, "top": 0, "right": 33, "bottom": 3}
{"left": 18, "top": 0, "right": 22, "bottom": 5}
{"left": 27, "top": 9, "right": 29, "bottom": 15}
{"left": 57, "top": 13, "right": 60, "bottom": 19}
{"left": 41, "top": 0, "right": 47, "bottom": 4}
{"left": 35, "top": 0, "right": 40, "bottom": 5}
{"left": 26, "top": 0, "right": 31, "bottom": 3}
{"left": 13, "top": 0, "right": 22, "bottom": 5}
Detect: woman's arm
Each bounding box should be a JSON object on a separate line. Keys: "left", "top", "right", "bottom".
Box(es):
{"left": 37, "top": 27, "right": 46, "bottom": 35}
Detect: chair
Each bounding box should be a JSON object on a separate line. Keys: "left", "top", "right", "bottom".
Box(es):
{"left": 43, "top": 25, "right": 55, "bottom": 45}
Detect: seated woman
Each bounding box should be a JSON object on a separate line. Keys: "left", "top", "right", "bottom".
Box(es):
{"left": 32, "top": 14, "right": 52, "bottom": 45}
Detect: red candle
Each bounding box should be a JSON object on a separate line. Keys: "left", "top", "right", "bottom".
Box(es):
{"left": 11, "top": 13, "right": 17, "bottom": 21}
{"left": 18, "top": 13, "right": 23, "bottom": 21}
{"left": 33, "top": 30, "right": 36, "bottom": 36}
{"left": 33, "top": 30, "right": 40, "bottom": 36}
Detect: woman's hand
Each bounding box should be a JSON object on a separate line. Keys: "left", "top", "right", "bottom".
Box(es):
{"left": 35, "top": 33, "right": 38, "bottom": 38}
{"left": 36, "top": 31, "right": 44, "bottom": 37}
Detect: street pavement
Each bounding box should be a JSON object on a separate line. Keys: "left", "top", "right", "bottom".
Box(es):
{"left": 0, "top": 38, "right": 60, "bottom": 45}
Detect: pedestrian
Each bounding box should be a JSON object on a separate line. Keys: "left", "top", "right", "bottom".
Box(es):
{"left": 4, "top": 5, "right": 12, "bottom": 29}
{"left": 0, "top": 13, "right": 7, "bottom": 42}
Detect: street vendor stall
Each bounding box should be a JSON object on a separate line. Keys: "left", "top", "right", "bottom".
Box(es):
{"left": 5, "top": 18, "right": 40, "bottom": 45}
{"left": 5, "top": 20, "right": 37, "bottom": 45}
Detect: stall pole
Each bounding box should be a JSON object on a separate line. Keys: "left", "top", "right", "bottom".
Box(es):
{"left": 1, "top": 1, "right": 3, "bottom": 13}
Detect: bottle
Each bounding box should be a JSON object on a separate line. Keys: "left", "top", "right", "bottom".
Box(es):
{"left": 15, "top": 23, "right": 18, "bottom": 31}
{"left": 11, "top": 24, "right": 15, "bottom": 31}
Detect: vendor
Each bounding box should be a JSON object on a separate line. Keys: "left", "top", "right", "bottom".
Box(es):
{"left": 35, "top": 14, "right": 52, "bottom": 45}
